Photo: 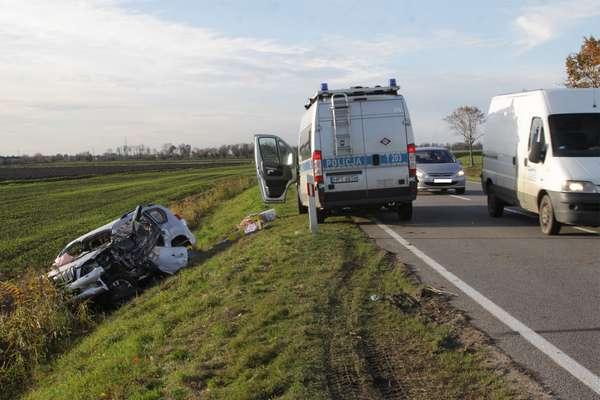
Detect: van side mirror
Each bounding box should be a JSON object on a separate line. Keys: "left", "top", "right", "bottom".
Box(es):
{"left": 528, "top": 141, "right": 546, "bottom": 164}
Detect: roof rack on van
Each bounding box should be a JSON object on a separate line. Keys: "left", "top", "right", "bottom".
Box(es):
{"left": 304, "top": 82, "right": 400, "bottom": 109}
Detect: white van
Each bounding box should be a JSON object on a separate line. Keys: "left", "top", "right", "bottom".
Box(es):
{"left": 254, "top": 80, "right": 418, "bottom": 222}
{"left": 482, "top": 88, "right": 600, "bottom": 234}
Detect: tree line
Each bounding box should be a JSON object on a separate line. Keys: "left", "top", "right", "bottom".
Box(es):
{"left": 0, "top": 142, "right": 255, "bottom": 166}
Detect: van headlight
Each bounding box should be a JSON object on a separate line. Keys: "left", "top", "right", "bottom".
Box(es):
{"left": 416, "top": 170, "right": 424, "bottom": 178}
{"left": 561, "top": 180, "right": 597, "bottom": 193}
{"left": 457, "top": 170, "right": 465, "bottom": 177}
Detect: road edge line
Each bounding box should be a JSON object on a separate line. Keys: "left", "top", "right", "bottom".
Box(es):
{"left": 374, "top": 220, "right": 600, "bottom": 395}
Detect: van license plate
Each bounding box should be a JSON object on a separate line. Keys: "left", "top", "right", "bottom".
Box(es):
{"left": 433, "top": 178, "right": 452, "bottom": 183}
{"left": 331, "top": 175, "right": 359, "bottom": 184}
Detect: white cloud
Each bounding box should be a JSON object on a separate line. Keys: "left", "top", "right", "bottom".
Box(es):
{"left": 0, "top": 0, "right": 497, "bottom": 154}
{"left": 514, "top": 0, "right": 600, "bottom": 49}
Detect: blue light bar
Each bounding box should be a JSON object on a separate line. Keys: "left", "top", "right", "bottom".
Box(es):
{"left": 389, "top": 78, "right": 397, "bottom": 87}
{"left": 320, "top": 82, "right": 329, "bottom": 91}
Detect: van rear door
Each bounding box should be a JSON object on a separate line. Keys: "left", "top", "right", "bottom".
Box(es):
{"left": 254, "top": 134, "right": 297, "bottom": 203}
{"left": 361, "top": 98, "right": 409, "bottom": 192}
{"left": 318, "top": 99, "right": 367, "bottom": 196}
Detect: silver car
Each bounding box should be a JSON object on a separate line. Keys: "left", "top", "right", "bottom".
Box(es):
{"left": 415, "top": 147, "right": 466, "bottom": 194}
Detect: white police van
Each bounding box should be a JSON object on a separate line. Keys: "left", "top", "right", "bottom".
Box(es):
{"left": 254, "top": 79, "right": 417, "bottom": 222}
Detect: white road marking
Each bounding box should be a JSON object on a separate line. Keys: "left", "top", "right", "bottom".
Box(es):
{"left": 449, "top": 194, "right": 471, "bottom": 201}
{"left": 505, "top": 208, "right": 598, "bottom": 235}
{"left": 375, "top": 221, "right": 600, "bottom": 395}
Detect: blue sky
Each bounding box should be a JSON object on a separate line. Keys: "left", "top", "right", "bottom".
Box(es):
{"left": 1, "top": 0, "right": 599, "bottom": 154}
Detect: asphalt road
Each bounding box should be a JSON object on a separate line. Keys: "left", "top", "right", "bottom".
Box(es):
{"left": 359, "top": 182, "right": 600, "bottom": 400}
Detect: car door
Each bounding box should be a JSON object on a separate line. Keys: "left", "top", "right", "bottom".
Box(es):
{"left": 254, "top": 134, "right": 297, "bottom": 203}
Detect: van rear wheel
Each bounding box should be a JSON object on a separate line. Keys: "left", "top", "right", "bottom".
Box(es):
{"left": 297, "top": 191, "right": 308, "bottom": 214}
{"left": 397, "top": 202, "right": 413, "bottom": 221}
{"left": 317, "top": 209, "right": 327, "bottom": 224}
{"left": 539, "top": 194, "right": 561, "bottom": 235}
{"left": 487, "top": 185, "right": 504, "bottom": 217}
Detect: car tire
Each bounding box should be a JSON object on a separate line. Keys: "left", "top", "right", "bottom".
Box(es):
{"left": 539, "top": 194, "right": 561, "bottom": 235}
{"left": 297, "top": 191, "right": 308, "bottom": 214}
{"left": 106, "top": 276, "right": 138, "bottom": 305}
{"left": 487, "top": 185, "right": 504, "bottom": 218}
{"left": 397, "top": 202, "right": 413, "bottom": 221}
{"left": 455, "top": 188, "right": 466, "bottom": 195}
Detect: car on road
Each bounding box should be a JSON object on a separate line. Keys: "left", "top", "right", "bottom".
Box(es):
{"left": 482, "top": 88, "right": 600, "bottom": 235}
{"left": 48, "top": 205, "right": 196, "bottom": 303}
{"left": 415, "top": 147, "right": 466, "bottom": 194}
{"left": 254, "top": 79, "right": 418, "bottom": 221}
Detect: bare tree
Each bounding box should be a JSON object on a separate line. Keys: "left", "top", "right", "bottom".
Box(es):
{"left": 444, "top": 106, "right": 485, "bottom": 167}
{"left": 566, "top": 36, "right": 600, "bottom": 88}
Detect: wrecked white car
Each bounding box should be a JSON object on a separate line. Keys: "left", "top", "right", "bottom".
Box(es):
{"left": 48, "top": 205, "right": 196, "bottom": 303}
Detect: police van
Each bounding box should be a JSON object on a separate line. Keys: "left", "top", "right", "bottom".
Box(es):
{"left": 254, "top": 79, "right": 418, "bottom": 222}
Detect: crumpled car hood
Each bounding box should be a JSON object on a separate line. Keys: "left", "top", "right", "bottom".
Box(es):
{"left": 47, "top": 245, "right": 108, "bottom": 283}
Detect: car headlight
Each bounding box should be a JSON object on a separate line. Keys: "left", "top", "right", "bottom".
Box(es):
{"left": 457, "top": 170, "right": 465, "bottom": 177}
{"left": 416, "top": 170, "right": 424, "bottom": 178}
{"left": 561, "top": 180, "right": 597, "bottom": 193}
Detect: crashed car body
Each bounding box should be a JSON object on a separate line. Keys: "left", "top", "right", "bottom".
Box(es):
{"left": 48, "top": 205, "right": 196, "bottom": 302}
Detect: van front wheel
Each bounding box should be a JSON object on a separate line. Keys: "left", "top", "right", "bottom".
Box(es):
{"left": 397, "top": 202, "right": 413, "bottom": 221}
{"left": 539, "top": 194, "right": 561, "bottom": 235}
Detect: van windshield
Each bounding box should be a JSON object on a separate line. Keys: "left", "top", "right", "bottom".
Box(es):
{"left": 415, "top": 149, "right": 455, "bottom": 164}
{"left": 548, "top": 114, "right": 600, "bottom": 157}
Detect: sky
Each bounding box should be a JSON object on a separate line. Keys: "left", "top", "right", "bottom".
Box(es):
{"left": 1, "top": 0, "right": 600, "bottom": 155}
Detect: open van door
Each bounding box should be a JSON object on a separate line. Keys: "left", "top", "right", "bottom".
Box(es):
{"left": 254, "top": 134, "right": 297, "bottom": 203}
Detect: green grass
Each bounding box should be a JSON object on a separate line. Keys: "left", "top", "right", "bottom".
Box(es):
{"left": 456, "top": 153, "right": 483, "bottom": 181}
{"left": 22, "top": 186, "right": 528, "bottom": 400}
{"left": 0, "top": 165, "right": 253, "bottom": 279}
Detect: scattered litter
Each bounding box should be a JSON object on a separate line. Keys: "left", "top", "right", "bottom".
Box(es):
{"left": 421, "top": 285, "right": 458, "bottom": 298}
{"left": 369, "top": 294, "right": 381, "bottom": 302}
{"left": 238, "top": 209, "right": 277, "bottom": 235}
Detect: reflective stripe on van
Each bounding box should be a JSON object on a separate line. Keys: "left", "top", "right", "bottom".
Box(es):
{"left": 323, "top": 153, "right": 408, "bottom": 170}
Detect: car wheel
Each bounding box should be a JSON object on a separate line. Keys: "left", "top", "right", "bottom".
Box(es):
{"left": 539, "top": 194, "right": 561, "bottom": 235}
{"left": 397, "top": 202, "right": 413, "bottom": 221}
{"left": 487, "top": 185, "right": 504, "bottom": 217}
{"left": 455, "top": 188, "right": 466, "bottom": 195}
{"left": 107, "top": 277, "right": 137, "bottom": 305}
{"left": 171, "top": 235, "right": 192, "bottom": 247}
{"left": 297, "top": 191, "right": 308, "bottom": 214}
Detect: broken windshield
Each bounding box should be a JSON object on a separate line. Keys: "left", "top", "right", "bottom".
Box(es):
{"left": 548, "top": 113, "right": 600, "bottom": 157}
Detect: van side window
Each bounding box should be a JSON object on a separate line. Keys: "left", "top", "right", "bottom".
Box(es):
{"left": 299, "top": 125, "right": 312, "bottom": 161}
{"left": 528, "top": 117, "right": 545, "bottom": 150}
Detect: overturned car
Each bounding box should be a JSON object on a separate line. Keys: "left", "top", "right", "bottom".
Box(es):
{"left": 48, "top": 205, "right": 196, "bottom": 303}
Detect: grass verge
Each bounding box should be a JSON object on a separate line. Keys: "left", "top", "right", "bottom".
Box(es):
{"left": 0, "top": 172, "right": 255, "bottom": 400}
{"left": 456, "top": 154, "right": 482, "bottom": 181}
{"left": 22, "top": 186, "right": 542, "bottom": 400}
